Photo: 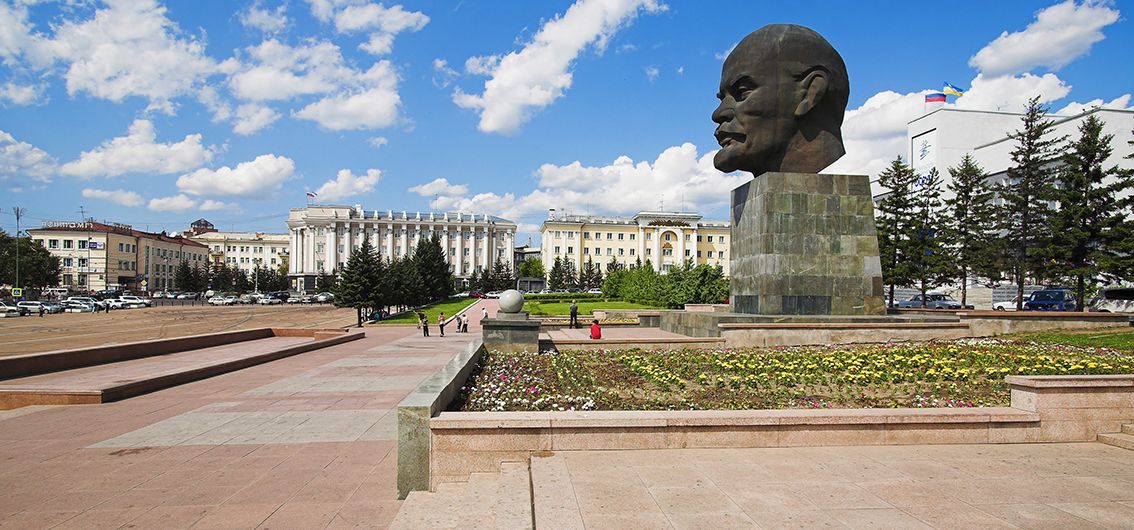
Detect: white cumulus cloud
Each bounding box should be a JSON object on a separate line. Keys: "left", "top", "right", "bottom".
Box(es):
{"left": 59, "top": 119, "right": 214, "bottom": 179}
{"left": 177, "top": 154, "right": 296, "bottom": 198}
{"left": 970, "top": 0, "right": 1120, "bottom": 77}
{"left": 0, "top": 82, "right": 43, "bottom": 105}
{"left": 413, "top": 143, "right": 743, "bottom": 227}
{"left": 314, "top": 168, "right": 381, "bottom": 201}
{"left": 306, "top": 0, "right": 428, "bottom": 56}
{"left": 452, "top": 0, "right": 667, "bottom": 134}
{"left": 0, "top": 129, "right": 57, "bottom": 183}
{"left": 240, "top": 2, "right": 289, "bottom": 34}
{"left": 36, "top": 0, "right": 218, "bottom": 113}
{"left": 199, "top": 199, "right": 236, "bottom": 211}
{"left": 1055, "top": 94, "right": 1134, "bottom": 115}
{"left": 293, "top": 61, "right": 400, "bottom": 130}
{"left": 408, "top": 177, "right": 469, "bottom": 197}
{"left": 81, "top": 188, "right": 144, "bottom": 207}
{"left": 233, "top": 103, "right": 281, "bottom": 135}
{"left": 148, "top": 194, "right": 197, "bottom": 212}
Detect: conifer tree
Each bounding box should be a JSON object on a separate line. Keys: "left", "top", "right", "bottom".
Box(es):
{"left": 491, "top": 258, "right": 513, "bottom": 291}
{"left": 945, "top": 155, "right": 997, "bottom": 307}
{"left": 548, "top": 256, "right": 565, "bottom": 290}
{"left": 997, "top": 96, "right": 1065, "bottom": 308}
{"left": 563, "top": 258, "right": 579, "bottom": 290}
{"left": 174, "top": 260, "right": 194, "bottom": 292}
{"left": 414, "top": 234, "right": 451, "bottom": 302}
{"left": 335, "top": 239, "right": 378, "bottom": 327}
{"left": 1050, "top": 114, "right": 1134, "bottom": 309}
{"left": 875, "top": 156, "right": 918, "bottom": 306}
{"left": 907, "top": 168, "right": 953, "bottom": 305}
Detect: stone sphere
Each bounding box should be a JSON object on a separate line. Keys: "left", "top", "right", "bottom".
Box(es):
{"left": 498, "top": 289, "right": 524, "bottom": 313}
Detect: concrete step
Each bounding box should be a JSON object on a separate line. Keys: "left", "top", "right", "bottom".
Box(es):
{"left": 389, "top": 461, "right": 533, "bottom": 530}
{"left": 531, "top": 453, "right": 585, "bottom": 530}
{"left": 1098, "top": 432, "right": 1134, "bottom": 451}
{"left": 1122, "top": 423, "right": 1133, "bottom": 435}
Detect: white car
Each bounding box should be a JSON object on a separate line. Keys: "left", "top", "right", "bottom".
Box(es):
{"left": 485, "top": 291, "right": 502, "bottom": 299}
{"left": 105, "top": 298, "right": 129, "bottom": 309}
{"left": 66, "top": 296, "right": 106, "bottom": 310}
{"left": 586, "top": 288, "right": 603, "bottom": 294}
{"left": 119, "top": 295, "right": 152, "bottom": 307}
{"left": 208, "top": 295, "right": 227, "bottom": 306}
{"left": 258, "top": 295, "right": 283, "bottom": 305}
{"left": 993, "top": 297, "right": 1020, "bottom": 311}
{"left": 62, "top": 300, "right": 95, "bottom": 312}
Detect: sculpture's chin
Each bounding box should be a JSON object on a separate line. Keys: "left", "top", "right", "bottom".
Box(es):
{"left": 713, "top": 150, "right": 740, "bottom": 173}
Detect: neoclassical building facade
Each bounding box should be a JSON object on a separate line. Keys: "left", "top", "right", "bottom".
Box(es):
{"left": 287, "top": 205, "right": 516, "bottom": 291}
{"left": 539, "top": 211, "right": 731, "bottom": 276}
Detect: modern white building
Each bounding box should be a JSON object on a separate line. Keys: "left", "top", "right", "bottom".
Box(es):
{"left": 286, "top": 205, "right": 517, "bottom": 291}
{"left": 893, "top": 106, "right": 1134, "bottom": 197}
{"left": 184, "top": 219, "right": 289, "bottom": 274}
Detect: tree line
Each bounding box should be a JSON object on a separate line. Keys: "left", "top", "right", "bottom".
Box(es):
{"left": 602, "top": 258, "right": 729, "bottom": 308}
{"left": 0, "top": 231, "right": 62, "bottom": 292}
{"left": 333, "top": 234, "right": 455, "bottom": 326}
{"left": 172, "top": 261, "right": 290, "bottom": 294}
{"left": 877, "top": 96, "right": 1134, "bottom": 310}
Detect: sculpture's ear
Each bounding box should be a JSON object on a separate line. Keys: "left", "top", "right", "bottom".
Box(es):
{"left": 794, "top": 69, "right": 829, "bottom": 118}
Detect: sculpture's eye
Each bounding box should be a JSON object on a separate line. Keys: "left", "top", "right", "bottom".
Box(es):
{"left": 731, "top": 81, "right": 756, "bottom": 101}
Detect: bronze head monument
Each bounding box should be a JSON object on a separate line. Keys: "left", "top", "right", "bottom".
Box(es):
{"left": 712, "top": 24, "right": 849, "bottom": 177}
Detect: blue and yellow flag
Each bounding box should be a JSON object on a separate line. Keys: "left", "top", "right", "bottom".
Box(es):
{"left": 943, "top": 82, "right": 965, "bottom": 97}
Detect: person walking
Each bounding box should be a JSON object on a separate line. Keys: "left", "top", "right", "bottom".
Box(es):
{"left": 462, "top": 314, "right": 469, "bottom": 333}
{"left": 569, "top": 300, "right": 579, "bottom": 329}
{"left": 38, "top": 305, "right": 44, "bottom": 317}
{"left": 418, "top": 311, "right": 429, "bottom": 337}
{"left": 482, "top": 306, "right": 488, "bottom": 321}
{"left": 590, "top": 319, "right": 602, "bottom": 340}
{"left": 438, "top": 312, "right": 446, "bottom": 337}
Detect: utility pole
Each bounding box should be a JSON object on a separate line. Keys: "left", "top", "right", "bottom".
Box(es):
{"left": 13, "top": 207, "right": 23, "bottom": 294}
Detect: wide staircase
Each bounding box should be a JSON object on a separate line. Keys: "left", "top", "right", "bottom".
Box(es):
{"left": 389, "top": 462, "right": 533, "bottom": 529}
{"left": 1098, "top": 423, "right": 1134, "bottom": 450}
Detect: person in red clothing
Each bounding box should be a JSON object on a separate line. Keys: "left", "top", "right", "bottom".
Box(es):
{"left": 589, "top": 319, "right": 602, "bottom": 340}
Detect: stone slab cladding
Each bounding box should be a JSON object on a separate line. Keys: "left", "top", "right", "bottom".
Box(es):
{"left": 730, "top": 172, "right": 885, "bottom": 316}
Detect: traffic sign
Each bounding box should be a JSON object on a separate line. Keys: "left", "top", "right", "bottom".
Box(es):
{"left": 11, "top": 288, "right": 22, "bottom": 297}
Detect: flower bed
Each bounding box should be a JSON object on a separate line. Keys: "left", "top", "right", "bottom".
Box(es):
{"left": 455, "top": 337, "right": 1134, "bottom": 412}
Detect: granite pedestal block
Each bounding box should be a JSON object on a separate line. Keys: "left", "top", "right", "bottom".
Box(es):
{"left": 730, "top": 172, "right": 885, "bottom": 316}
{"left": 482, "top": 314, "right": 541, "bottom": 353}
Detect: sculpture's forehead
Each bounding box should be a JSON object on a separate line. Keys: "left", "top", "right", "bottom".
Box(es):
{"left": 720, "top": 37, "right": 779, "bottom": 85}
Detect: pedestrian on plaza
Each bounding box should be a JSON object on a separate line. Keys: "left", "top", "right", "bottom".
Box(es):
{"left": 569, "top": 300, "right": 579, "bottom": 329}
{"left": 418, "top": 311, "right": 429, "bottom": 337}
{"left": 462, "top": 314, "right": 469, "bottom": 333}
{"left": 38, "top": 305, "right": 44, "bottom": 317}
{"left": 482, "top": 306, "right": 488, "bottom": 321}
{"left": 438, "top": 312, "right": 446, "bottom": 337}
{"left": 590, "top": 319, "right": 602, "bottom": 340}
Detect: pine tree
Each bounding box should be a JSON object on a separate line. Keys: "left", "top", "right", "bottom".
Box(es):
{"left": 335, "top": 238, "right": 378, "bottom": 327}
{"left": 998, "top": 96, "right": 1065, "bottom": 309}
{"left": 210, "top": 262, "right": 233, "bottom": 292}
{"left": 563, "top": 258, "right": 579, "bottom": 290}
{"left": 314, "top": 268, "right": 338, "bottom": 293}
{"left": 174, "top": 260, "right": 194, "bottom": 292}
{"left": 580, "top": 256, "right": 601, "bottom": 289}
{"left": 944, "top": 155, "right": 997, "bottom": 306}
{"left": 1050, "top": 114, "right": 1134, "bottom": 309}
{"left": 548, "top": 257, "right": 564, "bottom": 290}
{"left": 907, "top": 168, "right": 953, "bottom": 305}
{"left": 875, "top": 156, "right": 918, "bottom": 306}
{"left": 414, "top": 234, "right": 451, "bottom": 303}
{"left": 233, "top": 267, "right": 252, "bottom": 293}
{"left": 491, "top": 258, "right": 513, "bottom": 291}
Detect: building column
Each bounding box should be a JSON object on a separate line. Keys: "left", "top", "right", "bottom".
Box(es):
{"left": 677, "top": 229, "right": 685, "bottom": 265}
{"left": 692, "top": 227, "right": 699, "bottom": 263}
{"left": 289, "top": 229, "right": 298, "bottom": 273}
{"left": 343, "top": 222, "right": 353, "bottom": 263}
{"left": 304, "top": 228, "right": 315, "bottom": 274}
{"left": 325, "top": 225, "right": 337, "bottom": 272}
{"left": 654, "top": 232, "right": 662, "bottom": 272}
{"left": 455, "top": 229, "right": 464, "bottom": 278}
{"left": 482, "top": 226, "right": 491, "bottom": 270}
{"left": 441, "top": 224, "right": 450, "bottom": 272}
{"left": 386, "top": 223, "right": 394, "bottom": 259}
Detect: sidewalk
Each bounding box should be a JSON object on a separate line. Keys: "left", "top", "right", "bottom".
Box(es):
{"left": 0, "top": 299, "right": 497, "bottom": 529}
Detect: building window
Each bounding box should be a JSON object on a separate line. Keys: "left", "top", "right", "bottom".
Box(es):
{"left": 720, "top": 236, "right": 727, "bottom": 243}
{"left": 663, "top": 248, "right": 673, "bottom": 257}
{"left": 583, "top": 232, "right": 590, "bottom": 239}
{"left": 697, "top": 235, "right": 702, "bottom": 242}
{"left": 607, "top": 248, "right": 613, "bottom": 256}
{"left": 629, "top": 249, "right": 635, "bottom": 256}
{"left": 697, "top": 251, "right": 702, "bottom": 257}
{"left": 618, "top": 248, "right": 624, "bottom": 256}
{"left": 707, "top": 235, "right": 714, "bottom": 243}
{"left": 618, "top": 233, "right": 624, "bottom": 240}
{"left": 685, "top": 234, "right": 690, "bottom": 241}
{"left": 78, "top": 258, "right": 88, "bottom": 267}
{"left": 646, "top": 249, "right": 652, "bottom": 256}
{"left": 646, "top": 233, "right": 652, "bottom": 241}
{"left": 629, "top": 234, "right": 635, "bottom": 240}
{"left": 685, "top": 249, "right": 691, "bottom": 256}
{"left": 718, "top": 251, "right": 726, "bottom": 258}
{"left": 554, "top": 246, "right": 561, "bottom": 254}
{"left": 63, "top": 258, "right": 73, "bottom": 267}
{"left": 606, "top": 233, "right": 613, "bottom": 240}
{"left": 78, "top": 240, "right": 88, "bottom": 249}
{"left": 567, "top": 246, "right": 574, "bottom": 254}
{"left": 63, "top": 239, "right": 73, "bottom": 249}
{"left": 48, "top": 239, "right": 59, "bottom": 249}
{"left": 567, "top": 231, "right": 575, "bottom": 239}
{"left": 664, "top": 233, "right": 672, "bottom": 241}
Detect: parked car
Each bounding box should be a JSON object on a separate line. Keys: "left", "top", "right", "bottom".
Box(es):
{"left": 208, "top": 295, "right": 227, "bottom": 306}
{"left": 270, "top": 291, "right": 291, "bottom": 302}
{"left": 1090, "top": 287, "right": 1134, "bottom": 313}
{"left": 41, "top": 301, "right": 64, "bottom": 314}
{"left": 258, "top": 294, "right": 283, "bottom": 305}
{"left": 1025, "top": 288, "right": 1077, "bottom": 311}
{"left": 176, "top": 292, "right": 198, "bottom": 300}
{"left": 1, "top": 300, "right": 26, "bottom": 316}
{"left": 586, "top": 288, "right": 603, "bottom": 294}
{"left": 120, "top": 295, "right": 152, "bottom": 307}
{"left": 896, "top": 293, "right": 968, "bottom": 310}
{"left": 223, "top": 295, "right": 239, "bottom": 305}
{"left": 993, "top": 296, "right": 1021, "bottom": 311}
{"left": 62, "top": 300, "right": 95, "bottom": 312}
{"left": 469, "top": 290, "right": 484, "bottom": 298}
{"left": 66, "top": 296, "right": 106, "bottom": 310}
{"left": 484, "top": 291, "right": 502, "bottom": 299}
{"left": 105, "top": 298, "right": 128, "bottom": 309}
{"left": 17, "top": 301, "right": 46, "bottom": 313}
{"left": 314, "top": 292, "right": 335, "bottom": 303}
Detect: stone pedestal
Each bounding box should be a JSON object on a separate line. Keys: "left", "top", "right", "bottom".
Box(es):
{"left": 730, "top": 172, "right": 885, "bottom": 316}
{"left": 482, "top": 312, "right": 541, "bottom": 353}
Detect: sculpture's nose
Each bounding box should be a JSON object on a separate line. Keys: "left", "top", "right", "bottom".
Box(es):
{"left": 712, "top": 99, "right": 733, "bottom": 125}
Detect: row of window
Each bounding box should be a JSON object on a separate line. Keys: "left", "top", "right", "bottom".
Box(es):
{"left": 550, "top": 230, "right": 728, "bottom": 243}
{"left": 217, "top": 245, "right": 285, "bottom": 254}
{"left": 224, "top": 257, "right": 279, "bottom": 265}
{"left": 314, "top": 227, "right": 504, "bottom": 239}
{"left": 553, "top": 246, "right": 727, "bottom": 259}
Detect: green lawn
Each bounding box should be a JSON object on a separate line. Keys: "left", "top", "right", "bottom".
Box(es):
{"left": 523, "top": 300, "right": 664, "bottom": 316}
{"left": 1008, "top": 327, "right": 1134, "bottom": 351}
{"left": 376, "top": 297, "right": 478, "bottom": 325}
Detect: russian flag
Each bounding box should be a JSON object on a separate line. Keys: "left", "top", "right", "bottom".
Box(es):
{"left": 925, "top": 93, "right": 947, "bottom": 103}
{"left": 306, "top": 191, "right": 317, "bottom": 198}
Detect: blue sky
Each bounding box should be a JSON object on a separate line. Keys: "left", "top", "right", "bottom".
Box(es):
{"left": 1, "top": 0, "right": 1131, "bottom": 244}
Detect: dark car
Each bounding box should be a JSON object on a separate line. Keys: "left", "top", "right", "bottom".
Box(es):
{"left": 1025, "top": 289, "right": 1077, "bottom": 311}
{"left": 469, "top": 290, "right": 484, "bottom": 298}
{"left": 896, "top": 293, "right": 970, "bottom": 310}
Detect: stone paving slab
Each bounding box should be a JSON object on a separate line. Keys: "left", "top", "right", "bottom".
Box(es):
{"left": 543, "top": 443, "right": 1134, "bottom": 529}
{"left": 0, "top": 299, "right": 496, "bottom": 529}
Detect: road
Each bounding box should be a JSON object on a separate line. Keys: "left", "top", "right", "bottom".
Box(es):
{"left": 0, "top": 304, "right": 361, "bottom": 356}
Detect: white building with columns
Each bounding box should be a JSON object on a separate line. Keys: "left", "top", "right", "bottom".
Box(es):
{"left": 286, "top": 205, "right": 517, "bottom": 291}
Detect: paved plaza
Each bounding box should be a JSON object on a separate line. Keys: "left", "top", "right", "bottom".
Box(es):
{"left": 0, "top": 301, "right": 496, "bottom": 529}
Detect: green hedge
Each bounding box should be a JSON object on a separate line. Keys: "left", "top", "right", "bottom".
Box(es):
{"left": 522, "top": 292, "right": 607, "bottom": 301}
